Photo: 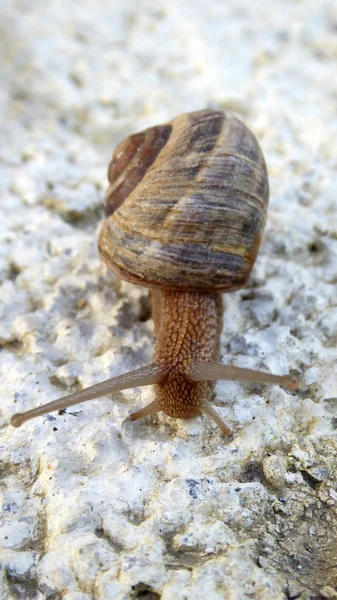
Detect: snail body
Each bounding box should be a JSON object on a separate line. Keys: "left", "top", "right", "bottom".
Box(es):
{"left": 150, "top": 290, "right": 222, "bottom": 420}
{"left": 11, "top": 110, "right": 298, "bottom": 434}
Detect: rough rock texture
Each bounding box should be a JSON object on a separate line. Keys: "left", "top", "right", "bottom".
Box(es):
{"left": 1, "top": 1, "right": 337, "bottom": 599}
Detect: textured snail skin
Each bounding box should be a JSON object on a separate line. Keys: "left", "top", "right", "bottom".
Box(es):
{"left": 10, "top": 110, "right": 299, "bottom": 435}
{"left": 153, "top": 291, "right": 222, "bottom": 418}
{"left": 98, "top": 109, "right": 269, "bottom": 292}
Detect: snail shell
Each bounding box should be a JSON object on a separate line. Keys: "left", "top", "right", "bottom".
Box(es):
{"left": 98, "top": 109, "right": 269, "bottom": 292}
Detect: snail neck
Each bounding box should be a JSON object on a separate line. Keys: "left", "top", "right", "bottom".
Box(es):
{"left": 152, "top": 289, "right": 223, "bottom": 418}
{"left": 152, "top": 289, "right": 223, "bottom": 366}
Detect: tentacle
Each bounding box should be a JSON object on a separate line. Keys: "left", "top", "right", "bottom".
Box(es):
{"left": 201, "top": 404, "right": 231, "bottom": 436}
{"left": 189, "top": 361, "right": 299, "bottom": 391}
{"left": 11, "top": 364, "right": 164, "bottom": 427}
{"left": 129, "top": 400, "right": 161, "bottom": 422}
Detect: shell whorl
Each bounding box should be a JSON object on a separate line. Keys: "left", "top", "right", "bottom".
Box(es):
{"left": 105, "top": 124, "right": 172, "bottom": 217}
{"left": 98, "top": 109, "right": 269, "bottom": 292}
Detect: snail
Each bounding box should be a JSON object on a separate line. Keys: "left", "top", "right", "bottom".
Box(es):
{"left": 11, "top": 109, "right": 299, "bottom": 435}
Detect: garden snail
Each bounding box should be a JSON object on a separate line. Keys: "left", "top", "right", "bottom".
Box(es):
{"left": 11, "top": 109, "right": 299, "bottom": 435}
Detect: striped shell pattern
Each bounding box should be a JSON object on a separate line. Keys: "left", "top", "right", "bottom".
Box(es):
{"left": 98, "top": 109, "right": 269, "bottom": 292}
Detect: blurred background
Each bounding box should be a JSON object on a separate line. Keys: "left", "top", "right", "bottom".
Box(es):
{"left": 1, "top": 0, "right": 336, "bottom": 200}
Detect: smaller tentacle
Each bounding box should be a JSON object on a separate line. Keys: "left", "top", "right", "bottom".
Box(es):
{"left": 201, "top": 404, "right": 231, "bottom": 436}
{"left": 129, "top": 400, "right": 161, "bottom": 422}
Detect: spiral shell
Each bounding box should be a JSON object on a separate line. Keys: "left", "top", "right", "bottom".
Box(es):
{"left": 98, "top": 109, "right": 269, "bottom": 292}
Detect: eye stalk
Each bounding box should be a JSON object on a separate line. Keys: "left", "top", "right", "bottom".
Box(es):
{"left": 10, "top": 357, "right": 299, "bottom": 433}
{"left": 10, "top": 364, "right": 164, "bottom": 428}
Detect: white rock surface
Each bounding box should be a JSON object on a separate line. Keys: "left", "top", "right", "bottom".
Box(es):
{"left": 1, "top": 1, "right": 337, "bottom": 598}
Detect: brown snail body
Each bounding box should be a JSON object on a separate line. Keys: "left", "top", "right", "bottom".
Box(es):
{"left": 11, "top": 110, "right": 299, "bottom": 435}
